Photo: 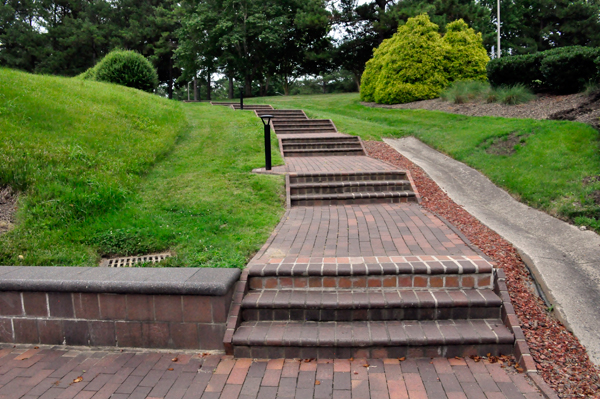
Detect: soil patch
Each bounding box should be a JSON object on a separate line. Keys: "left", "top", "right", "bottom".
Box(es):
{"left": 483, "top": 131, "right": 529, "bottom": 156}
{"left": 0, "top": 186, "right": 17, "bottom": 235}
{"left": 592, "top": 190, "right": 600, "bottom": 206}
{"left": 364, "top": 140, "right": 600, "bottom": 398}
{"left": 550, "top": 89, "right": 600, "bottom": 130}
{"left": 362, "top": 92, "right": 600, "bottom": 129}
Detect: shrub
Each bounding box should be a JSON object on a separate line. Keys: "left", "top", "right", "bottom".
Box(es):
{"left": 540, "top": 46, "right": 600, "bottom": 93}
{"left": 76, "top": 67, "right": 97, "bottom": 80}
{"left": 361, "top": 14, "right": 448, "bottom": 104}
{"left": 443, "top": 20, "right": 489, "bottom": 83}
{"left": 360, "top": 15, "right": 488, "bottom": 105}
{"left": 93, "top": 50, "right": 158, "bottom": 93}
{"left": 487, "top": 53, "right": 544, "bottom": 89}
{"left": 487, "top": 46, "right": 600, "bottom": 93}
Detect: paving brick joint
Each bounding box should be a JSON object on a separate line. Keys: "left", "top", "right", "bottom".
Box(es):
{"left": 0, "top": 346, "right": 544, "bottom": 399}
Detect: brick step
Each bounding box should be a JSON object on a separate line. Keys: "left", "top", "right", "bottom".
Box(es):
{"left": 248, "top": 256, "right": 493, "bottom": 277}
{"left": 290, "top": 180, "right": 411, "bottom": 195}
{"left": 274, "top": 128, "right": 338, "bottom": 134}
{"left": 241, "top": 289, "right": 502, "bottom": 321}
{"left": 231, "top": 319, "right": 514, "bottom": 358}
{"left": 248, "top": 272, "right": 492, "bottom": 291}
{"left": 272, "top": 120, "right": 334, "bottom": 128}
{"left": 290, "top": 191, "right": 417, "bottom": 206}
{"left": 289, "top": 170, "right": 408, "bottom": 184}
{"left": 211, "top": 102, "right": 239, "bottom": 106}
{"left": 281, "top": 137, "right": 360, "bottom": 144}
{"left": 232, "top": 105, "right": 274, "bottom": 110}
{"left": 284, "top": 149, "right": 365, "bottom": 157}
{"left": 283, "top": 142, "right": 362, "bottom": 150}
{"left": 256, "top": 110, "right": 306, "bottom": 117}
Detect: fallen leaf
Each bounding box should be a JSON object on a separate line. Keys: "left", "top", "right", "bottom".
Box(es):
{"left": 168, "top": 368, "right": 174, "bottom": 371}
{"left": 515, "top": 366, "right": 524, "bottom": 373}
{"left": 398, "top": 357, "right": 406, "bottom": 361}
{"left": 34, "top": 346, "right": 39, "bottom": 349}
{"left": 73, "top": 377, "right": 83, "bottom": 383}
{"left": 172, "top": 358, "right": 178, "bottom": 362}
{"left": 363, "top": 364, "right": 369, "bottom": 368}
{"left": 349, "top": 357, "right": 354, "bottom": 361}
{"left": 354, "top": 371, "right": 358, "bottom": 375}
{"left": 315, "top": 380, "right": 321, "bottom": 385}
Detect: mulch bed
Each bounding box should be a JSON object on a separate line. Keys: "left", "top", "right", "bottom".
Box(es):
{"left": 364, "top": 140, "right": 600, "bottom": 398}
{"left": 361, "top": 91, "right": 600, "bottom": 130}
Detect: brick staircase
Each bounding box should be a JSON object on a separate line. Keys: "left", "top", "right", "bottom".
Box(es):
{"left": 288, "top": 171, "right": 417, "bottom": 206}
{"left": 231, "top": 257, "right": 513, "bottom": 358}
{"left": 214, "top": 102, "right": 516, "bottom": 362}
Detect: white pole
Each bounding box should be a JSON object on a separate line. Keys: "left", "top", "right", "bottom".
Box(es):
{"left": 497, "top": 0, "right": 501, "bottom": 58}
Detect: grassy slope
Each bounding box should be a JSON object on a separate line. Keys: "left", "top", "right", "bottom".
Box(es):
{"left": 249, "top": 93, "right": 600, "bottom": 229}
{"left": 0, "top": 68, "right": 284, "bottom": 266}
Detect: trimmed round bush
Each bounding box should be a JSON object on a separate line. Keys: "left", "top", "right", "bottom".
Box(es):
{"left": 94, "top": 50, "right": 158, "bottom": 93}
{"left": 360, "top": 15, "right": 489, "bottom": 104}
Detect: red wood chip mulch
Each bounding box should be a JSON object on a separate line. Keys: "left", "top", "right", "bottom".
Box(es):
{"left": 364, "top": 140, "right": 600, "bottom": 398}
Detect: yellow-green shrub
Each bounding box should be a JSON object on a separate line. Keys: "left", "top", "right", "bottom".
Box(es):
{"left": 361, "top": 15, "right": 489, "bottom": 104}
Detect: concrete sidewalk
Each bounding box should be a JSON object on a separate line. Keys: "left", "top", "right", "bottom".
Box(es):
{"left": 385, "top": 137, "right": 600, "bottom": 365}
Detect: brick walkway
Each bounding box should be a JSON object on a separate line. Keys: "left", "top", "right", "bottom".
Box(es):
{"left": 253, "top": 204, "right": 476, "bottom": 262}
{"left": 0, "top": 345, "right": 544, "bottom": 399}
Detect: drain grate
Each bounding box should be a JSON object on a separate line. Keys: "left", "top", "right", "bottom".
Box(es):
{"left": 100, "top": 252, "right": 171, "bottom": 267}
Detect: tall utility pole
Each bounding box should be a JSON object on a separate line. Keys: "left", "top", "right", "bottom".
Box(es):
{"left": 497, "top": 0, "right": 501, "bottom": 57}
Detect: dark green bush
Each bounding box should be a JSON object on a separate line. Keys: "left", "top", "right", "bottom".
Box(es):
{"left": 487, "top": 53, "right": 544, "bottom": 88}
{"left": 540, "top": 46, "right": 600, "bottom": 93}
{"left": 93, "top": 50, "right": 158, "bottom": 93}
{"left": 487, "top": 46, "right": 600, "bottom": 93}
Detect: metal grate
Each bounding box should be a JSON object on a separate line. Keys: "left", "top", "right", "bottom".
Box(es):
{"left": 100, "top": 252, "right": 171, "bottom": 267}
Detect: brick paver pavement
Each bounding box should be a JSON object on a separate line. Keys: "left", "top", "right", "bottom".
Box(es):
{"left": 286, "top": 156, "right": 395, "bottom": 173}
{"left": 0, "top": 345, "right": 544, "bottom": 399}
{"left": 253, "top": 204, "right": 476, "bottom": 262}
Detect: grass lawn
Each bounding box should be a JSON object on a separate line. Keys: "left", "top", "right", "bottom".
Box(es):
{"left": 0, "top": 68, "right": 285, "bottom": 267}
{"left": 248, "top": 93, "right": 600, "bottom": 230}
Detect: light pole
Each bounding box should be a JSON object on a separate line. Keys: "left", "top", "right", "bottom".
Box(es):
{"left": 497, "top": 0, "right": 501, "bottom": 58}
{"left": 260, "top": 115, "right": 274, "bottom": 170}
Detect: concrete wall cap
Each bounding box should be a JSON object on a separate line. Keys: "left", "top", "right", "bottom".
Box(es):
{"left": 0, "top": 266, "right": 240, "bottom": 296}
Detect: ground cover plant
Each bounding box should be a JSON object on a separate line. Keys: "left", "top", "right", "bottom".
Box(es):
{"left": 249, "top": 93, "right": 600, "bottom": 231}
{"left": 0, "top": 68, "right": 284, "bottom": 266}
{"left": 441, "top": 80, "right": 535, "bottom": 104}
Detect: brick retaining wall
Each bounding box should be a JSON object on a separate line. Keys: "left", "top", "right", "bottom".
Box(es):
{"left": 0, "top": 266, "right": 240, "bottom": 350}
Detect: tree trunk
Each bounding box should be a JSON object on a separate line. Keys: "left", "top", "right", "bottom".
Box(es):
{"left": 207, "top": 72, "right": 212, "bottom": 101}
{"left": 245, "top": 75, "right": 252, "bottom": 97}
{"left": 193, "top": 76, "right": 197, "bottom": 101}
{"left": 228, "top": 76, "right": 234, "bottom": 99}
{"left": 167, "top": 58, "right": 173, "bottom": 99}
{"left": 353, "top": 73, "right": 361, "bottom": 92}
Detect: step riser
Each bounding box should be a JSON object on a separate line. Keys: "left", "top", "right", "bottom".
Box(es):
{"left": 242, "top": 307, "right": 501, "bottom": 322}
{"left": 291, "top": 196, "right": 417, "bottom": 206}
{"left": 233, "top": 344, "right": 514, "bottom": 359}
{"left": 283, "top": 144, "right": 362, "bottom": 150}
{"left": 274, "top": 124, "right": 334, "bottom": 129}
{"left": 282, "top": 139, "right": 360, "bottom": 145}
{"left": 290, "top": 173, "right": 407, "bottom": 184}
{"left": 285, "top": 150, "right": 365, "bottom": 157}
{"left": 248, "top": 274, "right": 493, "bottom": 290}
{"left": 290, "top": 184, "right": 412, "bottom": 195}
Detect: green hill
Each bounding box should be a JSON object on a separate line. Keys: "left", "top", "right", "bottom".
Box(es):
{"left": 0, "top": 68, "right": 284, "bottom": 267}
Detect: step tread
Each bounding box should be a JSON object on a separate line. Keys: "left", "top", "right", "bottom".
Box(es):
{"left": 248, "top": 257, "right": 493, "bottom": 277}
{"left": 284, "top": 148, "right": 363, "bottom": 153}
{"left": 242, "top": 289, "right": 501, "bottom": 309}
{"left": 290, "top": 191, "right": 415, "bottom": 200}
{"left": 289, "top": 170, "right": 407, "bottom": 177}
{"left": 232, "top": 319, "right": 514, "bottom": 346}
{"left": 290, "top": 180, "right": 410, "bottom": 188}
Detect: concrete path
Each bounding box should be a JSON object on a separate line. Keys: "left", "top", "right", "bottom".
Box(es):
{"left": 385, "top": 137, "right": 600, "bottom": 365}
{"left": 0, "top": 345, "right": 545, "bottom": 399}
